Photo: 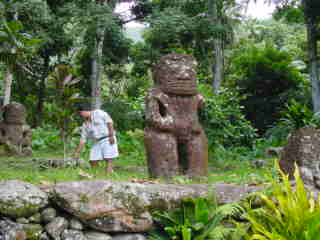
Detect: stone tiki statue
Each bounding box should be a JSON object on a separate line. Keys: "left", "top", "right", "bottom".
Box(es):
{"left": 0, "top": 103, "right": 32, "bottom": 156}
{"left": 144, "top": 53, "right": 208, "bottom": 178}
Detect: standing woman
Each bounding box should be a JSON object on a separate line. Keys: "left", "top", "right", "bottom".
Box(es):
{"left": 73, "top": 103, "right": 119, "bottom": 173}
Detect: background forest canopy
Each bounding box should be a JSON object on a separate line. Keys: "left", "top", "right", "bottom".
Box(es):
{"left": 1, "top": 0, "right": 320, "bottom": 153}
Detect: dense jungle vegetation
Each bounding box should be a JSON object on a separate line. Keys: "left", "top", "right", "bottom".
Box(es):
{"left": 0, "top": 0, "right": 319, "bottom": 179}
{"left": 2, "top": 1, "right": 320, "bottom": 239}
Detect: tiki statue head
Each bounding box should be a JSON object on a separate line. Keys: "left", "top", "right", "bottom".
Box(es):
{"left": 3, "top": 103, "right": 27, "bottom": 124}
{"left": 152, "top": 53, "right": 198, "bottom": 96}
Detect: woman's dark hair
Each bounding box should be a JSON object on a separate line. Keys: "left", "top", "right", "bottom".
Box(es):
{"left": 77, "top": 102, "right": 91, "bottom": 111}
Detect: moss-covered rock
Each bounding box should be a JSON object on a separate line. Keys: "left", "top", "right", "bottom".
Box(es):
{"left": 0, "top": 180, "right": 48, "bottom": 218}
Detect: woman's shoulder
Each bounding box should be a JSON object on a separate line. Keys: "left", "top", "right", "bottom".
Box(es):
{"left": 93, "top": 109, "right": 111, "bottom": 119}
{"left": 94, "top": 109, "right": 109, "bottom": 115}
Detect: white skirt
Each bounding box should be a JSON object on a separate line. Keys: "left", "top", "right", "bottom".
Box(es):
{"left": 90, "top": 138, "right": 119, "bottom": 160}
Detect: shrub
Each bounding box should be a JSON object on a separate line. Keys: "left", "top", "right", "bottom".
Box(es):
{"left": 199, "top": 84, "right": 257, "bottom": 148}
{"left": 243, "top": 162, "right": 320, "bottom": 240}
{"left": 279, "top": 99, "right": 314, "bottom": 130}
{"left": 230, "top": 45, "right": 303, "bottom": 134}
{"left": 150, "top": 196, "right": 242, "bottom": 240}
{"left": 265, "top": 100, "right": 320, "bottom": 146}
{"left": 117, "top": 129, "right": 145, "bottom": 156}
{"left": 32, "top": 125, "right": 63, "bottom": 151}
{"left": 32, "top": 124, "right": 81, "bottom": 152}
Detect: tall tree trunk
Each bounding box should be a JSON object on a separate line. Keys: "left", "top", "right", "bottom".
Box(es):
{"left": 209, "top": 0, "right": 224, "bottom": 94}
{"left": 3, "top": 69, "right": 13, "bottom": 105}
{"left": 306, "top": 18, "right": 320, "bottom": 113}
{"left": 213, "top": 38, "right": 224, "bottom": 93}
{"left": 33, "top": 55, "right": 49, "bottom": 128}
{"left": 91, "top": 27, "right": 106, "bottom": 110}
{"left": 90, "top": 2, "right": 116, "bottom": 109}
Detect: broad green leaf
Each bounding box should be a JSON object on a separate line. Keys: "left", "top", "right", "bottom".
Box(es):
{"left": 181, "top": 226, "right": 191, "bottom": 240}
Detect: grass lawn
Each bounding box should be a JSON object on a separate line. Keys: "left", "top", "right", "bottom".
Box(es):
{"left": 0, "top": 145, "right": 274, "bottom": 186}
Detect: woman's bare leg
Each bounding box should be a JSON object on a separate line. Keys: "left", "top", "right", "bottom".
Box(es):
{"left": 90, "top": 160, "right": 99, "bottom": 168}
{"left": 105, "top": 158, "right": 113, "bottom": 173}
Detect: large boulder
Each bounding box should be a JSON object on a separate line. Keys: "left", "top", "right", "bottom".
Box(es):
{"left": 279, "top": 127, "right": 320, "bottom": 189}
{"left": 49, "top": 181, "right": 209, "bottom": 232}
{"left": 0, "top": 180, "right": 48, "bottom": 218}
{"left": 48, "top": 180, "right": 262, "bottom": 233}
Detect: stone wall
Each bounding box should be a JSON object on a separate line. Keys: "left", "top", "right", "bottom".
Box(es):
{"left": 0, "top": 180, "right": 262, "bottom": 240}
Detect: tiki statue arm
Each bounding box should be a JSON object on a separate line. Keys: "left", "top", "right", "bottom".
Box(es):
{"left": 145, "top": 89, "right": 174, "bottom": 131}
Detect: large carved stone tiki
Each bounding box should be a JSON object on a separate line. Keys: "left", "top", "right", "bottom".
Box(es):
{"left": 0, "top": 103, "right": 32, "bottom": 156}
{"left": 144, "top": 53, "right": 208, "bottom": 178}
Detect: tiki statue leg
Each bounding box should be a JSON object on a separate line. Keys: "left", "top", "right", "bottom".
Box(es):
{"left": 144, "top": 130, "right": 179, "bottom": 178}
{"left": 185, "top": 132, "right": 208, "bottom": 177}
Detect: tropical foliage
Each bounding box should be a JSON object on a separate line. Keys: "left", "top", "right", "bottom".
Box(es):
{"left": 229, "top": 44, "right": 303, "bottom": 134}
{"left": 199, "top": 84, "right": 257, "bottom": 148}
{"left": 243, "top": 163, "right": 320, "bottom": 240}
{"left": 150, "top": 196, "right": 242, "bottom": 240}
{"left": 2, "top": 2, "right": 320, "bottom": 238}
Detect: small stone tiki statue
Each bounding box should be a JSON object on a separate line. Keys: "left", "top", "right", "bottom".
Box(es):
{"left": 144, "top": 53, "right": 208, "bottom": 178}
{"left": 0, "top": 103, "right": 32, "bottom": 156}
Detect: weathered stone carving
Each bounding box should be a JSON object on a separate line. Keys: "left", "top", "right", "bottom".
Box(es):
{"left": 144, "top": 53, "right": 208, "bottom": 178}
{"left": 279, "top": 127, "right": 320, "bottom": 189}
{"left": 0, "top": 103, "right": 32, "bottom": 156}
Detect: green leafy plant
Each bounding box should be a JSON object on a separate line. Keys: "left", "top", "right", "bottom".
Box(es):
{"left": 265, "top": 100, "right": 320, "bottom": 146}
{"left": 32, "top": 125, "right": 64, "bottom": 151}
{"left": 199, "top": 84, "right": 257, "bottom": 148}
{"left": 243, "top": 162, "right": 320, "bottom": 240}
{"left": 279, "top": 99, "right": 314, "bottom": 130}
{"left": 150, "top": 197, "right": 242, "bottom": 240}
{"left": 46, "top": 64, "right": 82, "bottom": 138}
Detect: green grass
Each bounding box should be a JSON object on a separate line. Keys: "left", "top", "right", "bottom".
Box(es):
{"left": 0, "top": 132, "right": 274, "bottom": 186}
{"left": 0, "top": 153, "right": 272, "bottom": 186}
{"left": 0, "top": 151, "right": 148, "bottom": 184}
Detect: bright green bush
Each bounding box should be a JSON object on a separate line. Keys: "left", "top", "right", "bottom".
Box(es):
{"left": 32, "top": 125, "right": 63, "bottom": 151}
{"left": 243, "top": 163, "right": 320, "bottom": 240}
{"left": 32, "top": 124, "right": 82, "bottom": 154}
{"left": 198, "top": 84, "right": 257, "bottom": 148}
{"left": 150, "top": 197, "right": 242, "bottom": 240}
{"left": 279, "top": 100, "right": 314, "bottom": 130}
{"left": 265, "top": 100, "right": 320, "bottom": 146}
{"left": 117, "top": 129, "right": 145, "bottom": 157}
